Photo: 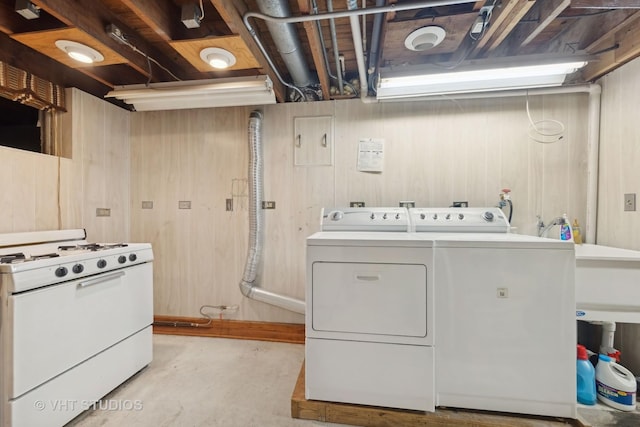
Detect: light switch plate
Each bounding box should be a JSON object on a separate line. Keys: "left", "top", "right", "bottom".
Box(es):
{"left": 624, "top": 193, "right": 636, "bottom": 211}
{"left": 178, "top": 201, "right": 191, "bottom": 209}
{"left": 96, "top": 208, "right": 111, "bottom": 217}
{"left": 141, "top": 201, "right": 153, "bottom": 209}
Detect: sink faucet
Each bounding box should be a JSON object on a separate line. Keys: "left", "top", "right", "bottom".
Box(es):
{"left": 537, "top": 215, "right": 566, "bottom": 237}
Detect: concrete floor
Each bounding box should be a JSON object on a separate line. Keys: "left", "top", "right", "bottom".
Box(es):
{"left": 66, "top": 334, "right": 333, "bottom": 427}
{"left": 65, "top": 334, "right": 640, "bottom": 427}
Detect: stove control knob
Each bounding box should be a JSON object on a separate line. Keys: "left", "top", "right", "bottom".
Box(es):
{"left": 458, "top": 213, "right": 464, "bottom": 220}
{"left": 395, "top": 213, "right": 400, "bottom": 220}
{"left": 420, "top": 213, "right": 425, "bottom": 220}
{"left": 445, "top": 214, "right": 451, "bottom": 220}
{"left": 383, "top": 213, "right": 388, "bottom": 220}
{"left": 118, "top": 255, "right": 127, "bottom": 264}
{"left": 97, "top": 259, "right": 107, "bottom": 269}
{"left": 483, "top": 211, "right": 495, "bottom": 222}
{"left": 432, "top": 214, "right": 438, "bottom": 220}
{"left": 55, "top": 266, "right": 68, "bottom": 277}
{"left": 129, "top": 253, "right": 138, "bottom": 262}
{"left": 370, "top": 213, "right": 375, "bottom": 220}
{"left": 72, "top": 264, "right": 84, "bottom": 274}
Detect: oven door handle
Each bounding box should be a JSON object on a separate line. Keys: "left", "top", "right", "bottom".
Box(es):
{"left": 78, "top": 271, "right": 125, "bottom": 288}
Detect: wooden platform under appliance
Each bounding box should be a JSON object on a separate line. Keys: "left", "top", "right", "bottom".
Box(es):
{"left": 291, "top": 362, "right": 585, "bottom": 427}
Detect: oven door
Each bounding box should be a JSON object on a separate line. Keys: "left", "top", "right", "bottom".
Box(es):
{"left": 7, "top": 262, "right": 153, "bottom": 399}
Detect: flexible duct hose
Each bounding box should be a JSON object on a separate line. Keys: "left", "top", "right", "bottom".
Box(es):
{"left": 240, "top": 111, "right": 264, "bottom": 293}
{"left": 239, "top": 111, "right": 305, "bottom": 315}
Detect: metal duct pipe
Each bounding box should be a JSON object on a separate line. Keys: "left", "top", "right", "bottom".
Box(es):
{"left": 239, "top": 111, "right": 305, "bottom": 315}
{"left": 347, "top": 0, "right": 369, "bottom": 100}
{"left": 327, "top": 0, "right": 344, "bottom": 95}
{"left": 367, "top": 0, "right": 386, "bottom": 91}
{"left": 257, "top": 0, "right": 313, "bottom": 88}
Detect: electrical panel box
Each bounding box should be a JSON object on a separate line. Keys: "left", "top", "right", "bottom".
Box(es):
{"left": 294, "top": 116, "right": 333, "bottom": 166}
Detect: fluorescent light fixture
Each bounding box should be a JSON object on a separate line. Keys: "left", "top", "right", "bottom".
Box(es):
{"left": 200, "top": 47, "right": 236, "bottom": 69}
{"left": 377, "top": 57, "right": 588, "bottom": 100}
{"left": 105, "top": 76, "right": 276, "bottom": 111}
{"left": 55, "top": 40, "right": 104, "bottom": 64}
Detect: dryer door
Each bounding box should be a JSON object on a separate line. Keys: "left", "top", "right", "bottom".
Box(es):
{"left": 312, "top": 261, "right": 427, "bottom": 337}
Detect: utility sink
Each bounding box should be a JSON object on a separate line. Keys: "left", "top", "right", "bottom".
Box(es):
{"left": 575, "top": 244, "right": 640, "bottom": 323}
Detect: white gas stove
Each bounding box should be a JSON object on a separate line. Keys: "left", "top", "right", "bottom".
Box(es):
{"left": 0, "top": 229, "right": 154, "bottom": 427}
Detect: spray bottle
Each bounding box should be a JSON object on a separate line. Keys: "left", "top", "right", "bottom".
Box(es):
{"left": 559, "top": 214, "right": 573, "bottom": 241}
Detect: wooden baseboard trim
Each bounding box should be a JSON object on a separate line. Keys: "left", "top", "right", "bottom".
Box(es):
{"left": 292, "top": 361, "right": 584, "bottom": 427}
{"left": 152, "top": 315, "right": 305, "bottom": 344}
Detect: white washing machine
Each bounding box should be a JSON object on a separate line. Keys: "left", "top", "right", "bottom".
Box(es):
{"left": 306, "top": 207, "right": 435, "bottom": 411}
{"left": 306, "top": 207, "right": 576, "bottom": 418}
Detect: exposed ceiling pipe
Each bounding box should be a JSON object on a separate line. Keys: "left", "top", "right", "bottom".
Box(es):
{"left": 367, "top": 0, "right": 387, "bottom": 92}
{"left": 326, "top": 0, "right": 345, "bottom": 95}
{"left": 347, "top": 0, "right": 369, "bottom": 100}
{"left": 257, "top": 0, "right": 313, "bottom": 88}
{"left": 244, "top": 1, "right": 479, "bottom": 102}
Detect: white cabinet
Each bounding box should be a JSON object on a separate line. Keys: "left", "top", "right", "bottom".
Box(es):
{"left": 293, "top": 116, "right": 333, "bottom": 166}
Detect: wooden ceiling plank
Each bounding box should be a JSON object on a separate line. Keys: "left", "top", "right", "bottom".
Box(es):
{"left": 482, "top": 0, "right": 537, "bottom": 54}
{"left": 586, "top": 9, "right": 640, "bottom": 51}
{"left": 210, "top": 0, "right": 285, "bottom": 101}
{"left": 520, "top": 0, "right": 570, "bottom": 47}
{"left": 301, "top": 20, "right": 331, "bottom": 99}
{"left": 31, "top": 0, "right": 185, "bottom": 81}
{"left": 472, "top": 0, "right": 522, "bottom": 53}
{"left": 572, "top": 0, "right": 640, "bottom": 8}
{"left": 117, "top": 0, "right": 180, "bottom": 41}
{"left": 583, "top": 17, "right": 640, "bottom": 80}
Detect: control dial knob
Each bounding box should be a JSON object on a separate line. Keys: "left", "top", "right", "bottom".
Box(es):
{"left": 330, "top": 211, "right": 343, "bottom": 221}
{"left": 55, "top": 266, "right": 68, "bottom": 277}
{"left": 72, "top": 264, "right": 84, "bottom": 274}
{"left": 483, "top": 211, "right": 495, "bottom": 222}
{"left": 118, "top": 255, "right": 127, "bottom": 264}
{"left": 129, "top": 254, "right": 137, "bottom": 262}
{"left": 97, "top": 259, "right": 107, "bottom": 269}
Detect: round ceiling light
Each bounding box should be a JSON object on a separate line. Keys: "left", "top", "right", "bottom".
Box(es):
{"left": 200, "top": 47, "right": 236, "bottom": 69}
{"left": 404, "top": 26, "right": 446, "bottom": 52}
{"left": 55, "top": 40, "right": 104, "bottom": 64}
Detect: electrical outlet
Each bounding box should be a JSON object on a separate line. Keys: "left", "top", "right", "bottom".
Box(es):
{"left": 350, "top": 202, "right": 365, "bottom": 208}
{"left": 399, "top": 201, "right": 415, "bottom": 208}
{"left": 452, "top": 201, "right": 469, "bottom": 208}
{"left": 226, "top": 198, "right": 233, "bottom": 211}
{"left": 141, "top": 201, "right": 153, "bottom": 209}
{"left": 262, "top": 201, "right": 276, "bottom": 209}
{"left": 96, "top": 208, "right": 111, "bottom": 217}
{"left": 624, "top": 193, "right": 636, "bottom": 211}
{"left": 178, "top": 201, "right": 191, "bottom": 209}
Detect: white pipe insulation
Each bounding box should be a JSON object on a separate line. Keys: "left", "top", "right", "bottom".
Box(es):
{"left": 239, "top": 111, "right": 305, "bottom": 315}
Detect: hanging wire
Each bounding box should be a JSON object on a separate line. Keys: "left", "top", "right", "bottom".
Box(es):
{"left": 525, "top": 91, "right": 565, "bottom": 144}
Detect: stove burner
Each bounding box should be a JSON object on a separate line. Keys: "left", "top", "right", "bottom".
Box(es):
{"left": 31, "top": 253, "right": 60, "bottom": 260}
{"left": 58, "top": 243, "right": 129, "bottom": 251}
{"left": 0, "top": 253, "right": 26, "bottom": 264}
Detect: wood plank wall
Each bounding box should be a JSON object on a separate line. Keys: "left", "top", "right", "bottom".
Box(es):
{"left": 129, "top": 93, "right": 590, "bottom": 324}
{"left": 597, "top": 55, "right": 640, "bottom": 375}
{"left": 0, "top": 88, "right": 130, "bottom": 243}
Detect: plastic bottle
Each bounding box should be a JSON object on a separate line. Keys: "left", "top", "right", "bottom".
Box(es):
{"left": 595, "top": 354, "right": 637, "bottom": 411}
{"left": 572, "top": 219, "right": 583, "bottom": 244}
{"left": 559, "top": 214, "right": 573, "bottom": 241}
{"left": 577, "top": 345, "right": 597, "bottom": 405}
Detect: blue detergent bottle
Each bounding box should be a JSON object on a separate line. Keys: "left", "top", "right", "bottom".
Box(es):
{"left": 577, "top": 344, "right": 597, "bottom": 405}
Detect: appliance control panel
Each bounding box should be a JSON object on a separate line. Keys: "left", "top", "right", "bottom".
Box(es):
{"left": 410, "top": 207, "right": 509, "bottom": 233}
{"left": 321, "top": 207, "right": 410, "bottom": 232}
